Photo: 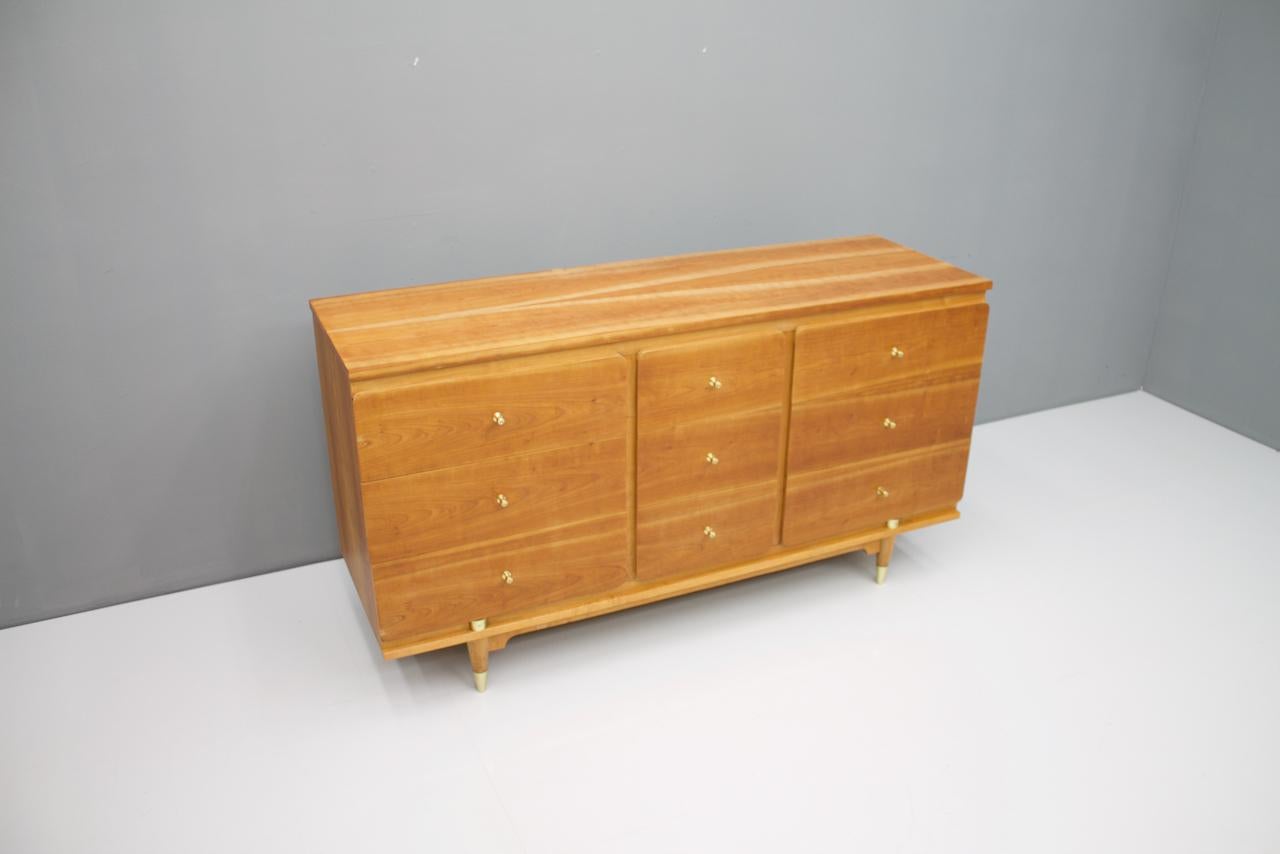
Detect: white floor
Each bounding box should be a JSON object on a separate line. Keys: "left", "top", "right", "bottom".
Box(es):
{"left": 2, "top": 392, "right": 1278, "bottom": 853}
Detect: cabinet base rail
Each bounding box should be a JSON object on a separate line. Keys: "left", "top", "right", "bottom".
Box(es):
{"left": 379, "top": 508, "right": 958, "bottom": 690}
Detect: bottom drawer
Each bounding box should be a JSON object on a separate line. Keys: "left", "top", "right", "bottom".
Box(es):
{"left": 373, "top": 516, "right": 629, "bottom": 641}
{"left": 783, "top": 441, "right": 970, "bottom": 545}
{"left": 637, "top": 482, "right": 778, "bottom": 580}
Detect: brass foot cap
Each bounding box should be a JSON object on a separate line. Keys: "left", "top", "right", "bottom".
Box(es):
{"left": 473, "top": 671, "right": 488, "bottom": 693}
{"left": 875, "top": 565, "right": 887, "bottom": 585}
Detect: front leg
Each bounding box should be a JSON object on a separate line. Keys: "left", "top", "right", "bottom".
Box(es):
{"left": 875, "top": 535, "right": 895, "bottom": 585}
{"left": 467, "top": 619, "right": 490, "bottom": 692}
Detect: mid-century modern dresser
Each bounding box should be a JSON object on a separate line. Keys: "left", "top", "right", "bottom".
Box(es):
{"left": 311, "top": 236, "right": 990, "bottom": 690}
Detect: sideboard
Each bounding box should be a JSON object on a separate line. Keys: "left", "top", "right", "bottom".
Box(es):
{"left": 311, "top": 236, "right": 991, "bottom": 690}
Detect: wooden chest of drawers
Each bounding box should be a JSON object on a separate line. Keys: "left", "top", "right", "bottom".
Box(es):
{"left": 311, "top": 236, "right": 991, "bottom": 690}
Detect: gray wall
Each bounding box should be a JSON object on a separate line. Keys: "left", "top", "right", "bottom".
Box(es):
{"left": 0, "top": 0, "right": 1219, "bottom": 628}
{"left": 1144, "top": 0, "right": 1280, "bottom": 449}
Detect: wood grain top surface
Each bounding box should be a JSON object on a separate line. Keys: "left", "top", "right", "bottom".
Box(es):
{"left": 310, "top": 235, "right": 990, "bottom": 379}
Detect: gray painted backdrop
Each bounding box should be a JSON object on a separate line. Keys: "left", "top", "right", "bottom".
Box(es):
{"left": 0, "top": 0, "right": 1219, "bottom": 627}
{"left": 1145, "top": 0, "right": 1280, "bottom": 449}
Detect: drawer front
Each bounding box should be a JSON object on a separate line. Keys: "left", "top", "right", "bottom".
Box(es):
{"left": 783, "top": 442, "right": 970, "bottom": 545}
{"left": 792, "top": 304, "right": 987, "bottom": 402}
{"left": 637, "top": 482, "right": 778, "bottom": 580}
{"left": 788, "top": 368, "right": 980, "bottom": 475}
{"left": 638, "top": 408, "right": 782, "bottom": 507}
{"left": 374, "top": 517, "right": 629, "bottom": 640}
{"left": 637, "top": 330, "right": 788, "bottom": 425}
{"left": 362, "top": 438, "right": 626, "bottom": 566}
{"left": 353, "top": 354, "right": 628, "bottom": 482}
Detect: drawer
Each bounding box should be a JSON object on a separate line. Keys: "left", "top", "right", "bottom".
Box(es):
{"left": 788, "top": 368, "right": 980, "bottom": 475}
{"left": 638, "top": 408, "right": 782, "bottom": 507}
{"left": 637, "top": 330, "right": 788, "bottom": 425}
{"left": 783, "top": 442, "right": 970, "bottom": 545}
{"left": 374, "top": 517, "right": 629, "bottom": 640}
{"left": 637, "top": 482, "right": 778, "bottom": 580}
{"left": 353, "top": 353, "right": 628, "bottom": 481}
{"left": 362, "top": 438, "right": 626, "bottom": 565}
{"left": 793, "top": 304, "right": 988, "bottom": 402}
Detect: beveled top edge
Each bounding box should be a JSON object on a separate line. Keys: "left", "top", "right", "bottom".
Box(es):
{"left": 311, "top": 235, "right": 991, "bottom": 379}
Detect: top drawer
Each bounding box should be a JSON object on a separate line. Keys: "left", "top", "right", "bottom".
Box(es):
{"left": 353, "top": 354, "right": 628, "bottom": 481}
{"left": 637, "top": 330, "right": 788, "bottom": 425}
{"left": 793, "top": 304, "right": 988, "bottom": 402}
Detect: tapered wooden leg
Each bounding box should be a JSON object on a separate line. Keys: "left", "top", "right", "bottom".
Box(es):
{"left": 875, "top": 535, "right": 895, "bottom": 585}
{"left": 467, "top": 618, "right": 489, "bottom": 692}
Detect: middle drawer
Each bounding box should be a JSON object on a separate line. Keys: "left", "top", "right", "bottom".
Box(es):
{"left": 788, "top": 367, "right": 980, "bottom": 475}
{"left": 637, "top": 408, "right": 782, "bottom": 506}
{"left": 362, "top": 438, "right": 627, "bottom": 566}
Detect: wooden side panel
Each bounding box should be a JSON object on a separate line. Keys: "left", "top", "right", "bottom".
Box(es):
{"left": 783, "top": 442, "right": 971, "bottom": 546}
{"left": 374, "top": 517, "right": 630, "bottom": 640}
{"left": 792, "top": 303, "right": 988, "bottom": 401}
{"left": 362, "top": 438, "right": 627, "bottom": 566}
{"left": 353, "top": 353, "right": 628, "bottom": 482}
{"left": 636, "top": 482, "right": 778, "bottom": 580}
{"left": 312, "top": 315, "right": 377, "bottom": 633}
{"left": 788, "top": 367, "right": 981, "bottom": 474}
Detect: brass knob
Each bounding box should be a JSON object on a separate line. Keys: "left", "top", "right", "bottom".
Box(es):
{"left": 707, "top": 376, "right": 722, "bottom": 390}
{"left": 501, "top": 570, "right": 514, "bottom": 585}
{"left": 887, "top": 518, "right": 900, "bottom": 530}
{"left": 876, "top": 486, "right": 890, "bottom": 498}
{"left": 495, "top": 493, "right": 509, "bottom": 508}
{"left": 492, "top": 411, "right": 506, "bottom": 426}
{"left": 705, "top": 451, "right": 719, "bottom": 465}
{"left": 882, "top": 417, "right": 897, "bottom": 430}
{"left": 890, "top": 346, "right": 905, "bottom": 359}
{"left": 703, "top": 525, "right": 717, "bottom": 539}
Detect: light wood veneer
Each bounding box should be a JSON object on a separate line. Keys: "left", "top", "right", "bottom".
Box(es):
{"left": 312, "top": 236, "right": 991, "bottom": 689}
